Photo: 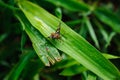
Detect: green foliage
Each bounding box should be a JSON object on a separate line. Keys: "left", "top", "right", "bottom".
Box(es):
{"left": 94, "top": 8, "right": 120, "bottom": 33}
{"left": 0, "top": 0, "right": 120, "bottom": 80}
{"left": 15, "top": 11, "right": 61, "bottom": 66}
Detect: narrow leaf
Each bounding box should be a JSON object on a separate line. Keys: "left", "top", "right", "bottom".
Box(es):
{"left": 60, "top": 65, "right": 87, "bottom": 76}
{"left": 105, "top": 32, "right": 116, "bottom": 48}
{"left": 84, "top": 16, "right": 99, "bottom": 48}
{"left": 4, "top": 50, "right": 35, "bottom": 80}
{"left": 18, "top": 1, "right": 120, "bottom": 80}
{"left": 15, "top": 11, "right": 61, "bottom": 66}
{"left": 93, "top": 18, "right": 116, "bottom": 48}
{"left": 55, "top": 7, "right": 62, "bottom": 20}
{"left": 103, "top": 53, "right": 120, "bottom": 59}
{"left": 47, "top": 0, "right": 90, "bottom": 12}
{"left": 87, "top": 72, "right": 97, "bottom": 80}
{"left": 94, "top": 8, "right": 120, "bottom": 33}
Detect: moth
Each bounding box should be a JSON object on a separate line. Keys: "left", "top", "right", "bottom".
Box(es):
{"left": 48, "top": 22, "right": 61, "bottom": 39}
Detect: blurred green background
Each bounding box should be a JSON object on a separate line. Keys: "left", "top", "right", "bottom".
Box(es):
{"left": 0, "top": 0, "right": 120, "bottom": 80}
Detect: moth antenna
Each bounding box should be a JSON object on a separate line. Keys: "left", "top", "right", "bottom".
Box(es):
{"left": 56, "top": 22, "right": 61, "bottom": 34}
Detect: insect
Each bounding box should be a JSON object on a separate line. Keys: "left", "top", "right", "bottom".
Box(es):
{"left": 48, "top": 22, "right": 61, "bottom": 39}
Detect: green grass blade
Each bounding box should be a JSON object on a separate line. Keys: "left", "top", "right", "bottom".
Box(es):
{"left": 102, "top": 53, "right": 120, "bottom": 59}
{"left": 94, "top": 18, "right": 116, "bottom": 48}
{"left": 20, "top": 32, "right": 27, "bottom": 51}
{"left": 55, "top": 7, "right": 62, "bottom": 20}
{"left": 60, "top": 64, "right": 87, "bottom": 76}
{"left": 84, "top": 16, "right": 99, "bottom": 48}
{"left": 15, "top": 11, "right": 61, "bottom": 66}
{"left": 105, "top": 32, "right": 116, "bottom": 48}
{"left": 94, "top": 8, "right": 120, "bottom": 33}
{"left": 93, "top": 18, "right": 109, "bottom": 43}
{"left": 0, "top": 33, "right": 8, "bottom": 43}
{"left": 4, "top": 50, "right": 35, "bottom": 80}
{"left": 18, "top": 1, "right": 120, "bottom": 80}
{"left": 87, "top": 72, "right": 97, "bottom": 80}
{"left": 47, "top": 0, "right": 90, "bottom": 12}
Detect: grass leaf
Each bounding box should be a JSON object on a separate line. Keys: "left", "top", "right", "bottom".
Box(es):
{"left": 18, "top": 1, "right": 120, "bottom": 80}
{"left": 46, "top": 0, "right": 90, "bottom": 12}
{"left": 94, "top": 8, "right": 120, "bottom": 33}
{"left": 84, "top": 16, "right": 99, "bottom": 48}
{"left": 60, "top": 64, "right": 87, "bottom": 76}
{"left": 4, "top": 50, "right": 35, "bottom": 80}
{"left": 102, "top": 53, "right": 120, "bottom": 59}
{"left": 15, "top": 11, "right": 61, "bottom": 66}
